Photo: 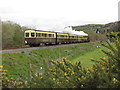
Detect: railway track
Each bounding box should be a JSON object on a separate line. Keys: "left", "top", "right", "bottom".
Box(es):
{"left": 1, "top": 43, "right": 81, "bottom": 54}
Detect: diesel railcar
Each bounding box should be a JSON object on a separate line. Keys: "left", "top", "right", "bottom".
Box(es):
{"left": 24, "top": 29, "right": 89, "bottom": 46}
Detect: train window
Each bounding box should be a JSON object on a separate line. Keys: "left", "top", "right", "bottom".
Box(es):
{"left": 42, "top": 34, "right": 45, "bottom": 37}
{"left": 41, "top": 33, "right": 43, "bottom": 37}
{"left": 36, "top": 33, "right": 40, "bottom": 37}
{"left": 42, "top": 33, "right": 47, "bottom": 37}
{"left": 40, "top": 33, "right": 42, "bottom": 37}
{"left": 48, "top": 34, "right": 50, "bottom": 37}
{"left": 45, "top": 34, "right": 47, "bottom": 37}
{"left": 49, "top": 34, "right": 54, "bottom": 37}
{"left": 31, "top": 33, "right": 35, "bottom": 37}
{"left": 26, "top": 33, "right": 29, "bottom": 37}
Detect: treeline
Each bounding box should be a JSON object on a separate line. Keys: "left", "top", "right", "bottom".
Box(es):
{"left": 98, "top": 21, "right": 120, "bottom": 33}
{"left": 72, "top": 24, "right": 105, "bottom": 31}
{"left": 2, "top": 21, "right": 28, "bottom": 49}
{"left": 72, "top": 21, "right": 120, "bottom": 42}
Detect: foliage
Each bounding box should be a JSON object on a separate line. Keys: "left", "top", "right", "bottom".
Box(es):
{"left": 2, "top": 36, "right": 120, "bottom": 88}
{"left": 2, "top": 42, "right": 98, "bottom": 80}
{"left": 72, "top": 24, "right": 104, "bottom": 31}
{"left": 2, "top": 21, "right": 28, "bottom": 49}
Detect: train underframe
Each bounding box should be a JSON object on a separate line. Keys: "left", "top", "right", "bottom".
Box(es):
{"left": 25, "top": 38, "right": 89, "bottom": 47}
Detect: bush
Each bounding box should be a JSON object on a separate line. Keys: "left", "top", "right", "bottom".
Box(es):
{"left": 2, "top": 35, "right": 120, "bottom": 88}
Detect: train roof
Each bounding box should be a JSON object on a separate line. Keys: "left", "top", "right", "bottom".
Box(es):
{"left": 25, "top": 29, "right": 88, "bottom": 36}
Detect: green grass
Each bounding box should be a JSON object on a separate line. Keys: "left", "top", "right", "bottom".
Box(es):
{"left": 2, "top": 53, "right": 30, "bottom": 79}
{"left": 2, "top": 42, "right": 102, "bottom": 79}
{"left": 68, "top": 46, "right": 106, "bottom": 68}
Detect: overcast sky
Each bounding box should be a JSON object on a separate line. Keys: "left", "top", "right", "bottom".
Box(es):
{"left": 0, "top": 0, "right": 119, "bottom": 30}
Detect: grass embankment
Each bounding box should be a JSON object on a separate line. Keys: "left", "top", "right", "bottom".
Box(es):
{"left": 2, "top": 42, "right": 106, "bottom": 79}
{"left": 68, "top": 46, "right": 106, "bottom": 68}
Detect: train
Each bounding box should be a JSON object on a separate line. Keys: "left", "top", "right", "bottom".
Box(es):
{"left": 24, "top": 29, "right": 89, "bottom": 46}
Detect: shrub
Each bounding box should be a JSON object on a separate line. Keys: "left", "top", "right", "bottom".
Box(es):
{"left": 2, "top": 35, "right": 120, "bottom": 88}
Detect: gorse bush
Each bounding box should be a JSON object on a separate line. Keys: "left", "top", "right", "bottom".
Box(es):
{"left": 2, "top": 35, "right": 120, "bottom": 88}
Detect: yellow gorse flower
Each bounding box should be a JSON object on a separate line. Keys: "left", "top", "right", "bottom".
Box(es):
{"left": 78, "top": 78, "right": 80, "bottom": 80}
{"left": 112, "top": 78, "right": 118, "bottom": 83}
{"left": 53, "top": 72, "right": 56, "bottom": 75}
{"left": 0, "top": 66, "right": 3, "bottom": 68}
{"left": 71, "top": 71, "right": 75, "bottom": 75}
{"left": 60, "top": 61, "right": 62, "bottom": 64}
{"left": 64, "top": 72, "right": 67, "bottom": 76}
{"left": 67, "top": 68, "right": 71, "bottom": 71}
{"left": 62, "top": 58, "right": 66, "bottom": 62}
{"left": 78, "top": 66, "right": 80, "bottom": 69}
{"left": 103, "top": 56, "right": 108, "bottom": 60}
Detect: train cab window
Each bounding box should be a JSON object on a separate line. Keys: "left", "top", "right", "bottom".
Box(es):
{"left": 31, "top": 33, "right": 35, "bottom": 37}
{"left": 26, "top": 33, "right": 29, "bottom": 37}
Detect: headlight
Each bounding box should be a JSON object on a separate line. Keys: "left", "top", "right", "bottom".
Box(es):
{"left": 25, "top": 41, "right": 27, "bottom": 44}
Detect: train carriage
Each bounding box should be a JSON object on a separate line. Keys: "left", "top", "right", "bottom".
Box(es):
{"left": 77, "top": 35, "right": 83, "bottom": 42}
{"left": 56, "top": 33, "right": 69, "bottom": 44}
{"left": 69, "top": 34, "right": 78, "bottom": 43}
{"left": 25, "top": 29, "right": 56, "bottom": 46}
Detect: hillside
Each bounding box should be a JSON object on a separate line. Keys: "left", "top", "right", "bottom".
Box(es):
{"left": 72, "top": 21, "right": 119, "bottom": 42}
{"left": 72, "top": 24, "right": 105, "bottom": 32}
{"left": 72, "top": 21, "right": 120, "bottom": 33}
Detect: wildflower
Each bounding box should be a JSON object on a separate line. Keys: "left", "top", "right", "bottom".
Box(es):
{"left": 53, "top": 78, "right": 55, "bottom": 80}
{"left": 112, "top": 78, "right": 118, "bottom": 83}
{"left": 64, "top": 72, "right": 67, "bottom": 76}
{"left": 51, "top": 60, "right": 54, "bottom": 62}
{"left": 81, "top": 76, "right": 86, "bottom": 80}
{"left": 81, "top": 85, "right": 84, "bottom": 88}
{"left": 62, "top": 58, "right": 66, "bottom": 61}
{"left": 86, "top": 70, "right": 90, "bottom": 74}
{"left": 4, "top": 70, "right": 8, "bottom": 72}
{"left": 40, "top": 67, "right": 43, "bottom": 69}
{"left": 2, "top": 73, "right": 6, "bottom": 75}
{"left": 103, "top": 57, "right": 108, "bottom": 60}
{"left": 0, "top": 66, "right": 3, "bottom": 68}
{"left": 77, "top": 78, "right": 80, "bottom": 80}
{"left": 53, "top": 72, "right": 56, "bottom": 75}
{"left": 49, "top": 69, "right": 52, "bottom": 71}
{"left": 71, "top": 71, "right": 75, "bottom": 75}
{"left": 77, "top": 66, "right": 80, "bottom": 69}
{"left": 57, "top": 82, "right": 62, "bottom": 84}
{"left": 59, "top": 61, "right": 62, "bottom": 64}
{"left": 101, "top": 67, "right": 105, "bottom": 70}
{"left": 67, "top": 68, "right": 71, "bottom": 71}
